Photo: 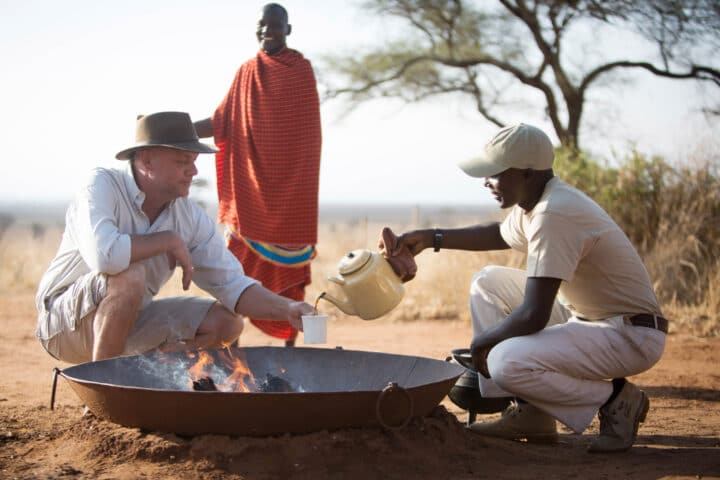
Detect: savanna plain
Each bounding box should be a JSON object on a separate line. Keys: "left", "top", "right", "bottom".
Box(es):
{"left": 0, "top": 205, "right": 718, "bottom": 479}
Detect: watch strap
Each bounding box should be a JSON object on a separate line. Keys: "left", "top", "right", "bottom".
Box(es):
{"left": 433, "top": 229, "right": 442, "bottom": 252}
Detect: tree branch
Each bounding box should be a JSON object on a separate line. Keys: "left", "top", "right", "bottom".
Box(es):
{"left": 581, "top": 61, "right": 720, "bottom": 94}
{"left": 463, "top": 68, "right": 506, "bottom": 127}
{"left": 323, "top": 0, "right": 720, "bottom": 149}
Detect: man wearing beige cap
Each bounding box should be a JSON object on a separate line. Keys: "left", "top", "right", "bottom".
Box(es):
{"left": 36, "top": 111, "right": 313, "bottom": 365}
{"left": 381, "top": 123, "right": 667, "bottom": 453}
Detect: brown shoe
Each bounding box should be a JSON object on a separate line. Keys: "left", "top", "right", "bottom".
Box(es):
{"left": 588, "top": 381, "right": 650, "bottom": 453}
{"left": 467, "top": 401, "right": 558, "bottom": 444}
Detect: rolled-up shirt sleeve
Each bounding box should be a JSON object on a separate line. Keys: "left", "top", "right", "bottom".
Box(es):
{"left": 186, "top": 203, "right": 258, "bottom": 312}
{"left": 68, "top": 169, "right": 131, "bottom": 274}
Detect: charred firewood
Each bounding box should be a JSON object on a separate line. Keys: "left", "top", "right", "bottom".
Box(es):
{"left": 192, "top": 376, "right": 218, "bottom": 391}
{"left": 257, "top": 373, "right": 293, "bottom": 393}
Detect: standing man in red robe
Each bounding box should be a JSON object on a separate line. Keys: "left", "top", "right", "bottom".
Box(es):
{"left": 194, "top": 3, "right": 322, "bottom": 346}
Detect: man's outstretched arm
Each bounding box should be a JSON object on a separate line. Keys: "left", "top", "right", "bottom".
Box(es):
{"left": 233, "top": 284, "right": 313, "bottom": 331}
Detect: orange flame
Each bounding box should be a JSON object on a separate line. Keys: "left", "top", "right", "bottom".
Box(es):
{"left": 185, "top": 348, "right": 257, "bottom": 392}
{"left": 186, "top": 351, "right": 216, "bottom": 390}
{"left": 217, "top": 348, "right": 256, "bottom": 392}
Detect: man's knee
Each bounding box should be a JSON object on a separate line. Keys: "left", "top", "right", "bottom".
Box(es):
{"left": 469, "top": 265, "right": 525, "bottom": 323}
{"left": 469, "top": 266, "right": 512, "bottom": 331}
{"left": 486, "top": 340, "right": 527, "bottom": 392}
{"left": 106, "top": 263, "right": 146, "bottom": 301}
{"left": 470, "top": 265, "right": 506, "bottom": 294}
{"left": 218, "top": 310, "right": 244, "bottom": 345}
{"left": 202, "top": 304, "right": 244, "bottom": 347}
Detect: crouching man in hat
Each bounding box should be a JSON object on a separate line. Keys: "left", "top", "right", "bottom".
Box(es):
{"left": 35, "top": 111, "right": 314, "bottom": 364}
{"left": 381, "top": 123, "right": 667, "bottom": 453}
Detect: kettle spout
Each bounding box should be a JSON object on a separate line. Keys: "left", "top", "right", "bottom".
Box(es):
{"left": 320, "top": 292, "right": 356, "bottom": 316}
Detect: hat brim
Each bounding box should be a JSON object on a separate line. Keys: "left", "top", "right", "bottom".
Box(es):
{"left": 115, "top": 141, "right": 219, "bottom": 160}
{"left": 457, "top": 155, "right": 508, "bottom": 179}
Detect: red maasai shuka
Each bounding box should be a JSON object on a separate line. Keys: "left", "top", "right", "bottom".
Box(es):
{"left": 228, "top": 234, "right": 311, "bottom": 341}
{"left": 212, "top": 48, "right": 322, "bottom": 245}
{"left": 213, "top": 48, "right": 321, "bottom": 340}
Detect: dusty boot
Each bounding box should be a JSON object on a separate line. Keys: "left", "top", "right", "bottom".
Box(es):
{"left": 467, "top": 400, "right": 558, "bottom": 443}
{"left": 588, "top": 381, "right": 650, "bottom": 453}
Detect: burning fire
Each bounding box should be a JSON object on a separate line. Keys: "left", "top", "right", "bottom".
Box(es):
{"left": 217, "top": 348, "right": 255, "bottom": 392}
{"left": 186, "top": 348, "right": 257, "bottom": 392}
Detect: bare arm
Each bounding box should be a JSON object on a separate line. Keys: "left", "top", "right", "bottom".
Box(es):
{"left": 233, "top": 284, "right": 313, "bottom": 331}
{"left": 389, "top": 223, "right": 510, "bottom": 256}
{"left": 378, "top": 223, "right": 510, "bottom": 282}
{"left": 470, "top": 276, "right": 562, "bottom": 377}
{"left": 193, "top": 117, "right": 213, "bottom": 139}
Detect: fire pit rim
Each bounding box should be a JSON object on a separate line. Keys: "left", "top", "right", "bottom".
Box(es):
{"left": 55, "top": 370, "right": 443, "bottom": 396}
{"left": 55, "top": 345, "right": 466, "bottom": 395}
{"left": 51, "top": 346, "right": 466, "bottom": 436}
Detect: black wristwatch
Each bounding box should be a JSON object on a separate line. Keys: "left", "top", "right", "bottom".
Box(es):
{"left": 433, "top": 228, "right": 443, "bottom": 252}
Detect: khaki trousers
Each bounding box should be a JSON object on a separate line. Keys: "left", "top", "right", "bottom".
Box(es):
{"left": 38, "top": 271, "right": 215, "bottom": 364}
{"left": 470, "top": 266, "right": 665, "bottom": 433}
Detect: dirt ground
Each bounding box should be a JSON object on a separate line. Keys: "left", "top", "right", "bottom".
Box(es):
{"left": 1, "top": 291, "right": 719, "bottom": 480}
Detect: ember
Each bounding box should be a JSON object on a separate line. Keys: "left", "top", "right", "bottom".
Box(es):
{"left": 192, "top": 376, "right": 218, "bottom": 391}
{"left": 257, "top": 373, "right": 294, "bottom": 393}
{"left": 185, "top": 349, "right": 257, "bottom": 392}
{"left": 191, "top": 373, "right": 294, "bottom": 392}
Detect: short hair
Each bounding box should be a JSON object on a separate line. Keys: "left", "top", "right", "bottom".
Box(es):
{"left": 263, "top": 3, "right": 288, "bottom": 22}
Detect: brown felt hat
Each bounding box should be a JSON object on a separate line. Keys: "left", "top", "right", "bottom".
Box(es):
{"left": 115, "top": 111, "right": 218, "bottom": 160}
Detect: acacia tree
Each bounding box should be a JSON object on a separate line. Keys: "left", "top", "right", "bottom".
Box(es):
{"left": 322, "top": 0, "right": 720, "bottom": 149}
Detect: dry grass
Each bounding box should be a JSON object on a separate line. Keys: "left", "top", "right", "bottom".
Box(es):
{"left": 615, "top": 158, "right": 719, "bottom": 336}
{"left": 0, "top": 222, "right": 61, "bottom": 293}
{"left": 1, "top": 211, "right": 716, "bottom": 337}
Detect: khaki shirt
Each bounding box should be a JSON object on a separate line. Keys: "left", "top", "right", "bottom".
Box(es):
{"left": 36, "top": 166, "right": 258, "bottom": 336}
{"left": 500, "top": 177, "right": 661, "bottom": 319}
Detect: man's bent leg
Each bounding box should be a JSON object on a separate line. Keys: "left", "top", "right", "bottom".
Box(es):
{"left": 470, "top": 265, "right": 570, "bottom": 334}
{"left": 485, "top": 317, "right": 665, "bottom": 434}
{"left": 39, "top": 272, "right": 107, "bottom": 364}
{"left": 93, "top": 263, "right": 146, "bottom": 361}
{"left": 466, "top": 266, "right": 572, "bottom": 441}
{"left": 470, "top": 266, "right": 526, "bottom": 334}
{"left": 151, "top": 301, "right": 244, "bottom": 353}
{"left": 122, "top": 297, "right": 215, "bottom": 355}
{"left": 469, "top": 266, "right": 571, "bottom": 398}
{"left": 184, "top": 302, "right": 244, "bottom": 350}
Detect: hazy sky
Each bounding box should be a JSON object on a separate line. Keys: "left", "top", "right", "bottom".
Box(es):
{"left": 2, "top": 0, "right": 717, "bottom": 207}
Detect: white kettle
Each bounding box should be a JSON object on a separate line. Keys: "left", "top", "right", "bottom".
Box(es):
{"left": 320, "top": 249, "right": 405, "bottom": 320}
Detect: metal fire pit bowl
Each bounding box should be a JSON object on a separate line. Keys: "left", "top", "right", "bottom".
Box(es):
{"left": 52, "top": 346, "right": 465, "bottom": 436}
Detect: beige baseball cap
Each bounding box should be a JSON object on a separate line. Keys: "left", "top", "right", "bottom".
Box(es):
{"left": 459, "top": 123, "right": 554, "bottom": 178}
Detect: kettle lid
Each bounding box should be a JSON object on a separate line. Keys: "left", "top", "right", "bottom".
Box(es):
{"left": 338, "top": 249, "right": 372, "bottom": 275}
